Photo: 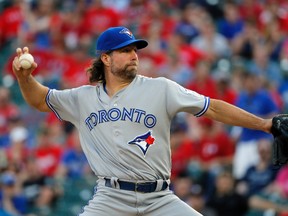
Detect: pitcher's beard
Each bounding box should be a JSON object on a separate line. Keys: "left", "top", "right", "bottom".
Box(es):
{"left": 111, "top": 64, "right": 137, "bottom": 81}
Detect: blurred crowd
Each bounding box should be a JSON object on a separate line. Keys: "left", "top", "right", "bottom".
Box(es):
{"left": 1, "top": 0, "right": 288, "bottom": 215}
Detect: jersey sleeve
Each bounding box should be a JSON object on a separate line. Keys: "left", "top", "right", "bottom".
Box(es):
{"left": 164, "top": 78, "right": 210, "bottom": 117}
{"left": 45, "top": 88, "right": 80, "bottom": 126}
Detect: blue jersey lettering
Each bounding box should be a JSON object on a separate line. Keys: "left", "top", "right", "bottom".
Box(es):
{"left": 84, "top": 107, "right": 157, "bottom": 131}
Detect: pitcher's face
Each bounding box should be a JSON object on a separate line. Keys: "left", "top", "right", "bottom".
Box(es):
{"left": 109, "top": 45, "right": 139, "bottom": 81}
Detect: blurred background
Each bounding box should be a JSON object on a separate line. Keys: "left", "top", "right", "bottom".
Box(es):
{"left": 0, "top": 0, "right": 288, "bottom": 215}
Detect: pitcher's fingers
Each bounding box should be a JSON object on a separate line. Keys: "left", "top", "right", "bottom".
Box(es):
{"left": 31, "top": 62, "right": 38, "bottom": 69}
{"left": 23, "top": 47, "right": 29, "bottom": 54}
{"left": 13, "top": 56, "right": 21, "bottom": 71}
{"left": 16, "top": 47, "right": 22, "bottom": 57}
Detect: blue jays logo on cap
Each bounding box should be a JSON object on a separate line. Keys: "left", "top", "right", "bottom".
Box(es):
{"left": 96, "top": 26, "right": 148, "bottom": 56}
{"left": 120, "top": 28, "right": 133, "bottom": 38}
{"left": 128, "top": 131, "right": 155, "bottom": 156}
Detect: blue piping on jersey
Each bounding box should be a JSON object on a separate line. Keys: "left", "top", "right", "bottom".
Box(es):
{"left": 103, "top": 82, "right": 107, "bottom": 94}
{"left": 45, "top": 89, "right": 63, "bottom": 121}
{"left": 194, "top": 97, "right": 210, "bottom": 117}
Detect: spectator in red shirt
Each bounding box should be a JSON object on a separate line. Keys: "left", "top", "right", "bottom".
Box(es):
{"left": 0, "top": 0, "right": 23, "bottom": 46}
{"left": 170, "top": 114, "right": 197, "bottom": 180}
{"left": 214, "top": 71, "right": 238, "bottom": 105}
{"left": 138, "top": 1, "right": 177, "bottom": 42}
{"left": 61, "top": 46, "right": 92, "bottom": 89}
{"left": 197, "top": 117, "right": 234, "bottom": 172}
{"left": 186, "top": 60, "right": 217, "bottom": 99}
{"left": 38, "top": 47, "right": 76, "bottom": 89}
{"left": 58, "top": 0, "right": 88, "bottom": 51}
{"left": 196, "top": 117, "right": 235, "bottom": 199}
{"left": 81, "top": 0, "right": 121, "bottom": 37}
{"left": 258, "top": 0, "right": 288, "bottom": 33}
{"left": 166, "top": 33, "right": 207, "bottom": 70}
{"left": 33, "top": 127, "right": 63, "bottom": 177}
{"left": 237, "top": 0, "right": 263, "bottom": 28}
{"left": 0, "top": 87, "right": 20, "bottom": 146}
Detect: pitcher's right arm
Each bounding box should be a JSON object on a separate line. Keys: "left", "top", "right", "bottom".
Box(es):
{"left": 12, "top": 47, "right": 50, "bottom": 112}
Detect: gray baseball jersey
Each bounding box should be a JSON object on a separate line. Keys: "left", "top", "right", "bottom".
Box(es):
{"left": 46, "top": 75, "right": 209, "bottom": 181}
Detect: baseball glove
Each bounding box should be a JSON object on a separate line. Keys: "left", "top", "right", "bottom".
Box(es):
{"left": 271, "top": 114, "right": 288, "bottom": 166}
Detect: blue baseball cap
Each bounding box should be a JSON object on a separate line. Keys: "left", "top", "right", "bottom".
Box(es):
{"left": 96, "top": 27, "right": 148, "bottom": 56}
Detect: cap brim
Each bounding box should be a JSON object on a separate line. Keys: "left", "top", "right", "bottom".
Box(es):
{"left": 111, "top": 39, "right": 148, "bottom": 51}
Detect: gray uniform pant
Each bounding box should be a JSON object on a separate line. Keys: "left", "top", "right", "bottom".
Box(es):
{"left": 79, "top": 179, "right": 202, "bottom": 216}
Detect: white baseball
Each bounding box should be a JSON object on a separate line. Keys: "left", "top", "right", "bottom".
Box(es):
{"left": 19, "top": 53, "right": 34, "bottom": 69}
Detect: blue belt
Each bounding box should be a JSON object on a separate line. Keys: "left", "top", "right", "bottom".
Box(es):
{"left": 104, "top": 178, "right": 169, "bottom": 193}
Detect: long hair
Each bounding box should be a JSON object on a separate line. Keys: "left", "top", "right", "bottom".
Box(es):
{"left": 86, "top": 57, "right": 105, "bottom": 83}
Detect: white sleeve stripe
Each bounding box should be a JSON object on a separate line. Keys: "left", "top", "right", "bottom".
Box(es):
{"left": 194, "top": 97, "right": 210, "bottom": 117}
{"left": 45, "top": 89, "right": 63, "bottom": 121}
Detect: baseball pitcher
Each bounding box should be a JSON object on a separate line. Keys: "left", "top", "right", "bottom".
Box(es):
{"left": 12, "top": 26, "right": 280, "bottom": 216}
